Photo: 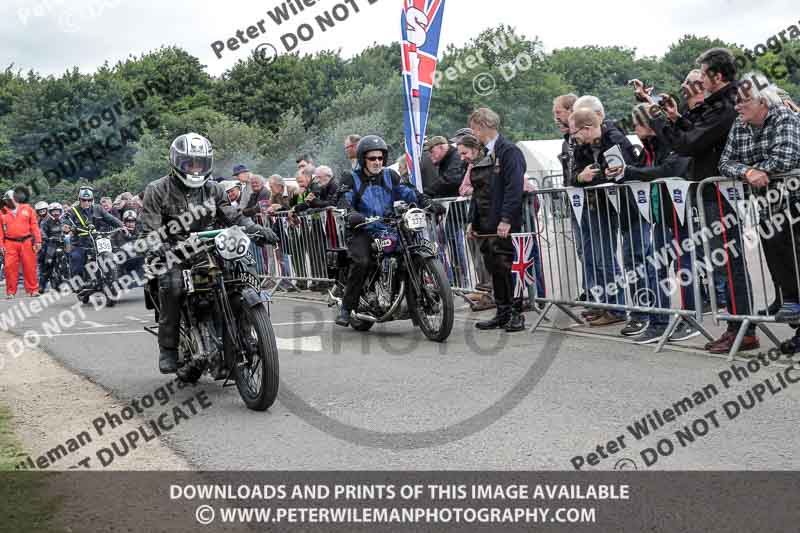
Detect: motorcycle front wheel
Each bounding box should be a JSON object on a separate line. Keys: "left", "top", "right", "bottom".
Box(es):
{"left": 234, "top": 304, "right": 280, "bottom": 411}
{"left": 410, "top": 256, "right": 454, "bottom": 342}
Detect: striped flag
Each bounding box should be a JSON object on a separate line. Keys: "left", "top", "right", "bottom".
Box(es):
{"left": 401, "top": 0, "right": 446, "bottom": 193}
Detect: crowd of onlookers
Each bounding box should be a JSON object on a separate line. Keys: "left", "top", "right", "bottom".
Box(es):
{"left": 555, "top": 47, "right": 800, "bottom": 354}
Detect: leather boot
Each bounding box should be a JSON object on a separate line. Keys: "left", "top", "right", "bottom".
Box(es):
{"left": 335, "top": 307, "right": 351, "bottom": 327}
{"left": 476, "top": 306, "right": 511, "bottom": 330}
{"left": 504, "top": 311, "right": 526, "bottom": 332}
{"left": 159, "top": 348, "right": 178, "bottom": 374}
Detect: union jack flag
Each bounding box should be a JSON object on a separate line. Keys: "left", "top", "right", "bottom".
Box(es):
{"left": 511, "top": 233, "right": 536, "bottom": 299}
{"left": 401, "top": 0, "right": 446, "bottom": 193}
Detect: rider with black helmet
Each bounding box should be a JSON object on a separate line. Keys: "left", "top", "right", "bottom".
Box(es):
{"left": 140, "top": 132, "right": 278, "bottom": 374}
{"left": 335, "top": 135, "right": 443, "bottom": 327}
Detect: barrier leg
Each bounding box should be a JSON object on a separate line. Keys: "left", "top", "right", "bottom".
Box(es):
{"left": 529, "top": 303, "right": 554, "bottom": 334}
{"left": 683, "top": 314, "right": 715, "bottom": 342}
{"left": 727, "top": 318, "right": 751, "bottom": 361}
{"left": 654, "top": 314, "right": 681, "bottom": 354}
{"left": 756, "top": 322, "right": 782, "bottom": 350}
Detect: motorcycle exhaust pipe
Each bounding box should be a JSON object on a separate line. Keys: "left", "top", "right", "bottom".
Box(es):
{"left": 353, "top": 313, "right": 378, "bottom": 323}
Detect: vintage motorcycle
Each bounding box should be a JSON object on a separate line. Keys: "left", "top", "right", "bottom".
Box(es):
{"left": 42, "top": 236, "right": 72, "bottom": 291}
{"left": 144, "top": 226, "right": 279, "bottom": 411}
{"left": 68, "top": 224, "right": 126, "bottom": 307}
{"left": 328, "top": 202, "right": 454, "bottom": 342}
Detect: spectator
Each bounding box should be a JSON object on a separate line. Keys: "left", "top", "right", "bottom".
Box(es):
{"left": 617, "top": 103, "right": 697, "bottom": 344}
{"left": 0, "top": 186, "right": 42, "bottom": 298}
{"left": 554, "top": 94, "right": 578, "bottom": 186}
{"left": 457, "top": 133, "right": 494, "bottom": 311}
{"left": 232, "top": 164, "right": 252, "bottom": 207}
{"left": 467, "top": 107, "right": 526, "bottom": 332}
{"left": 242, "top": 174, "right": 271, "bottom": 218}
{"left": 661, "top": 47, "right": 754, "bottom": 354}
{"left": 420, "top": 136, "right": 466, "bottom": 198}
{"left": 570, "top": 106, "right": 638, "bottom": 328}
{"left": 99, "top": 196, "right": 113, "bottom": 213}
{"left": 310, "top": 165, "right": 340, "bottom": 207}
{"left": 296, "top": 154, "right": 314, "bottom": 173}
{"left": 719, "top": 73, "right": 800, "bottom": 342}
{"left": 222, "top": 181, "right": 242, "bottom": 209}
{"left": 344, "top": 135, "right": 361, "bottom": 170}
{"left": 267, "top": 174, "right": 297, "bottom": 214}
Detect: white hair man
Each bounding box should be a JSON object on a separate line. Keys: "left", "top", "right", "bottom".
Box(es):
{"left": 719, "top": 72, "right": 800, "bottom": 336}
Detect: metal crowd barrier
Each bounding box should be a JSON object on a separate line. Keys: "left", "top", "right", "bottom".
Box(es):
{"left": 526, "top": 179, "right": 715, "bottom": 353}
{"left": 252, "top": 208, "right": 347, "bottom": 293}
{"left": 695, "top": 172, "right": 800, "bottom": 359}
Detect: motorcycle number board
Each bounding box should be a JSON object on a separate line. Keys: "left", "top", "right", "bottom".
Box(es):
{"left": 96, "top": 238, "right": 113, "bottom": 254}
{"left": 214, "top": 227, "right": 251, "bottom": 260}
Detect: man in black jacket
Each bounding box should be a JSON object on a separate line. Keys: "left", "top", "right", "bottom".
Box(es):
{"left": 660, "top": 47, "right": 756, "bottom": 354}
{"left": 421, "top": 136, "right": 466, "bottom": 198}
{"left": 467, "top": 107, "right": 527, "bottom": 332}
{"left": 614, "top": 104, "right": 699, "bottom": 344}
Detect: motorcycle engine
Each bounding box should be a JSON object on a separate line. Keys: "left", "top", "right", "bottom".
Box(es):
{"left": 376, "top": 257, "right": 396, "bottom": 310}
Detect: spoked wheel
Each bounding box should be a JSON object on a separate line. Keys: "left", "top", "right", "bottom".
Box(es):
{"left": 234, "top": 305, "right": 280, "bottom": 411}
{"left": 410, "top": 257, "right": 454, "bottom": 342}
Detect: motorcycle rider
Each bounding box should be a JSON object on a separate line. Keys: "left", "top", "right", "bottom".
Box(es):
{"left": 64, "top": 186, "right": 125, "bottom": 281}
{"left": 335, "top": 135, "right": 443, "bottom": 327}
{"left": 140, "top": 132, "right": 278, "bottom": 374}
{"left": 113, "top": 210, "right": 145, "bottom": 280}
{"left": 39, "top": 203, "right": 65, "bottom": 291}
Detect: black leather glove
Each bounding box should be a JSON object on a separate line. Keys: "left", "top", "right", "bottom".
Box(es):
{"left": 246, "top": 224, "right": 279, "bottom": 245}
{"left": 348, "top": 212, "right": 366, "bottom": 227}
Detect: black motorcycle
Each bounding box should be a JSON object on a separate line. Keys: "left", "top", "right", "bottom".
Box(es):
{"left": 329, "top": 202, "right": 454, "bottom": 342}
{"left": 67, "top": 224, "right": 126, "bottom": 307}
{"left": 42, "top": 236, "right": 72, "bottom": 291}
{"left": 144, "top": 226, "right": 279, "bottom": 411}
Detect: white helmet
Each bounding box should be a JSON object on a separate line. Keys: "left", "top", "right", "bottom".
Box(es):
{"left": 222, "top": 180, "right": 241, "bottom": 193}
{"left": 35, "top": 201, "right": 48, "bottom": 211}
{"left": 169, "top": 132, "right": 214, "bottom": 188}
{"left": 48, "top": 202, "right": 62, "bottom": 212}
{"left": 122, "top": 209, "right": 138, "bottom": 221}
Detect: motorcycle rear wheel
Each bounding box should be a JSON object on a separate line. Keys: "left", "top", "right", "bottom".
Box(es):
{"left": 234, "top": 305, "right": 280, "bottom": 411}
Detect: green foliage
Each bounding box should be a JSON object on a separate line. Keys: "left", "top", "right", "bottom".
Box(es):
{"left": 3, "top": 26, "right": 800, "bottom": 200}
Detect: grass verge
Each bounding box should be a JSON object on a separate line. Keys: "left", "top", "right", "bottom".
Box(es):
{"left": 0, "top": 403, "right": 63, "bottom": 533}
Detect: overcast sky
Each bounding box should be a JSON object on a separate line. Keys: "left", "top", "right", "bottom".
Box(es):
{"left": 0, "top": 0, "right": 796, "bottom": 77}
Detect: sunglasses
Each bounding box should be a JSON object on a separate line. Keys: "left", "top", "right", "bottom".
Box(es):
{"left": 366, "top": 156, "right": 384, "bottom": 162}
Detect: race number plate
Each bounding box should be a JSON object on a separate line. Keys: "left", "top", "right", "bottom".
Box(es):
{"left": 214, "top": 227, "right": 251, "bottom": 260}
{"left": 96, "top": 237, "right": 112, "bottom": 254}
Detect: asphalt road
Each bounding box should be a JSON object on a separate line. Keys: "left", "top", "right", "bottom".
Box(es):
{"left": 2, "top": 287, "right": 799, "bottom": 471}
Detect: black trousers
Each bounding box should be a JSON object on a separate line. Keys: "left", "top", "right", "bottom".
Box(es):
{"left": 342, "top": 231, "right": 375, "bottom": 311}
{"left": 761, "top": 200, "right": 800, "bottom": 303}
{"left": 158, "top": 267, "right": 185, "bottom": 352}
{"left": 480, "top": 236, "right": 519, "bottom": 314}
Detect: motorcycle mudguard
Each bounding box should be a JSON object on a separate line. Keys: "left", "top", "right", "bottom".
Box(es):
{"left": 241, "top": 287, "right": 271, "bottom": 309}
{"left": 410, "top": 246, "right": 437, "bottom": 260}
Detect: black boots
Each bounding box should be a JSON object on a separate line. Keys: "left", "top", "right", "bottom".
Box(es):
{"left": 476, "top": 305, "right": 511, "bottom": 330}
{"left": 159, "top": 348, "right": 178, "bottom": 374}
{"left": 475, "top": 303, "right": 525, "bottom": 332}
{"left": 335, "top": 307, "right": 351, "bottom": 327}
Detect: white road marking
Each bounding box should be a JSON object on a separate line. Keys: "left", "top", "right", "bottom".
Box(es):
{"left": 43, "top": 328, "right": 324, "bottom": 352}
{"left": 80, "top": 320, "right": 109, "bottom": 328}
{"left": 276, "top": 336, "right": 323, "bottom": 352}
{"left": 125, "top": 315, "right": 148, "bottom": 323}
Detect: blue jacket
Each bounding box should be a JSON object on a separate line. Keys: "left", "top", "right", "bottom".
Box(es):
{"left": 338, "top": 168, "right": 418, "bottom": 219}
{"left": 471, "top": 134, "right": 526, "bottom": 232}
